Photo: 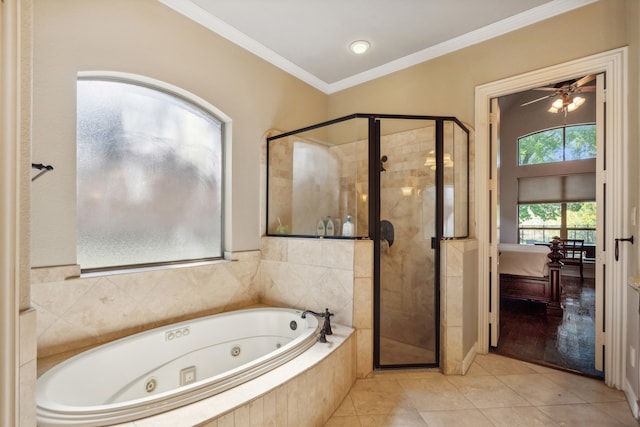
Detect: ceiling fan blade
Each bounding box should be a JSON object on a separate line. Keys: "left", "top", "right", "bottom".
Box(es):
{"left": 532, "top": 87, "right": 559, "bottom": 92}
{"left": 520, "top": 94, "right": 554, "bottom": 107}
{"left": 576, "top": 86, "right": 596, "bottom": 92}
{"left": 574, "top": 74, "right": 596, "bottom": 88}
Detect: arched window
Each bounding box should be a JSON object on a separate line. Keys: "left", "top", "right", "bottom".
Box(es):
{"left": 76, "top": 76, "right": 223, "bottom": 271}
{"left": 518, "top": 124, "right": 596, "bottom": 165}
{"left": 516, "top": 124, "right": 596, "bottom": 244}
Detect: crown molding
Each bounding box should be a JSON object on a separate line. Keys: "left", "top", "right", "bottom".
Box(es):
{"left": 160, "top": 0, "right": 599, "bottom": 95}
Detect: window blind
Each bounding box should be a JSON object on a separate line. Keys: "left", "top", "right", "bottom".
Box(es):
{"left": 518, "top": 173, "right": 595, "bottom": 203}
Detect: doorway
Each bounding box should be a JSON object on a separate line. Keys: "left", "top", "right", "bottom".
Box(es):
{"left": 491, "top": 77, "right": 601, "bottom": 377}
{"left": 475, "top": 48, "right": 628, "bottom": 389}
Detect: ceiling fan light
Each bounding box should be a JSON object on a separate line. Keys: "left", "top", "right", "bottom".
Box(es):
{"left": 551, "top": 98, "right": 564, "bottom": 109}
{"left": 548, "top": 106, "right": 559, "bottom": 113}
{"left": 424, "top": 149, "right": 435, "bottom": 166}
{"left": 566, "top": 97, "right": 584, "bottom": 112}
{"left": 349, "top": 40, "right": 370, "bottom": 54}
{"left": 573, "top": 96, "right": 585, "bottom": 107}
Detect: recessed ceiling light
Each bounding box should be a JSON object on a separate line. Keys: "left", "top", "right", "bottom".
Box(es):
{"left": 349, "top": 40, "right": 370, "bottom": 55}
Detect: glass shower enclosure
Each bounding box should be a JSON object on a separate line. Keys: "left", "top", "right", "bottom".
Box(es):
{"left": 266, "top": 114, "right": 469, "bottom": 369}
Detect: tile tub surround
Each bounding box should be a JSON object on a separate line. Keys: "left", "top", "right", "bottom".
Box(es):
{"left": 108, "top": 324, "right": 355, "bottom": 427}
{"left": 32, "top": 251, "right": 261, "bottom": 358}
{"left": 440, "top": 239, "right": 479, "bottom": 375}
{"left": 20, "top": 308, "right": 37, "bottom": 427}
{"left": 260, "top": 236, "right": 373, "bottom": 378}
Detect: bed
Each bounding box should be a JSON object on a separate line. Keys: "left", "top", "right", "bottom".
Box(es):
{"left": 499, "top": 242, "right": 563, "bottom": 315}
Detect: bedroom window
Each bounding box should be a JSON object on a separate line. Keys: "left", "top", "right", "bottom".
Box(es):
{"left": 76, "top": 77, "right": 223, "bottom": 271}
{"left": 518, "top": 124, "right": 596, "bottom": 166}
{"left": 518, "top": 201, "right": 596, "bottom": 244}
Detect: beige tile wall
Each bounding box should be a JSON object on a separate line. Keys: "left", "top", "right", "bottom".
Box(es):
{"left": 32, "top": 251, "right": 261, "bottom": 358}
{"left": 260, "top": 236, "right": 373, "bottom": 378}
{"left": 19, "top": 308, "right": 37, "bottom": 427}
{"left": 198, "top": 332, "right": 355, "bottom": 427}
{"left": 32, "top": 237, "right": 374, "bottom": 381}
{"left": 440, "top": 238, "right": 479, "bottom": 375}
{"left": 378, "top": 125, "right": 438, "bottom": 359}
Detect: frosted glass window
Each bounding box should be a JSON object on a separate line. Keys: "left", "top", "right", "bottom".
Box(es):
{"left": 77, "top": 79, "right": 223, "bottom": 270}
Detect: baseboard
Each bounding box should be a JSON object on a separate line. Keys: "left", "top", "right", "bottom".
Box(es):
{"left": 624, "top": 377, "right": 640, "bottom": 420}
{"left": 462, "top": 343, "right": 477, "bottom": 374}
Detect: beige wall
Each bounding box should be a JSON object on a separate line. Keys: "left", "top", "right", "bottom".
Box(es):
{"left": 328, "top": 1, "right": 628, "bottom": 129}
{"left": 31, "top": 0, "right": 328, "bottom": 267}
{"left": 31, "top": 0, "right": 634, "bottom": 266}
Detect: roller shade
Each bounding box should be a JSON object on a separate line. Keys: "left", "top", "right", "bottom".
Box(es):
{"left": 518, "top": 173, "right": 595, "bottom": 203}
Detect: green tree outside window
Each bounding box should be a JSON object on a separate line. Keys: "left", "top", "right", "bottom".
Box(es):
{"left": 518, "top": 124, "right": 596, "bottom": 165}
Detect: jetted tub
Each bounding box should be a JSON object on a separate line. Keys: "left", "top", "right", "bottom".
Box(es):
{"left": 36, "top": 307, "right": 321, "bottom": 426}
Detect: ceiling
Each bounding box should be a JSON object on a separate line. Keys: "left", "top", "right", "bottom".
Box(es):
{"left": 159, "top": 0, "right": 598, "bottom": 94}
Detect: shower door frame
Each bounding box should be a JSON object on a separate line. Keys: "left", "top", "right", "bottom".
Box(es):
{"left": 370, "top": 114, "right": 469, "bottom": 370}
{"left": 265, "top": 113, "right": 470, "bottom": 370}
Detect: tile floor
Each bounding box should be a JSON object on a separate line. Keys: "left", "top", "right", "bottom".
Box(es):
{"left": 324, "top": 353, "right": 637, "bottom": 426}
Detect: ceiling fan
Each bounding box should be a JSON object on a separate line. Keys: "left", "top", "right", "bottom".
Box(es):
{"left": 520, "top": 74, "right": 596, "bottom": 114}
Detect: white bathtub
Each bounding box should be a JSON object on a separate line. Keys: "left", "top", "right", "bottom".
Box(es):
{"left": 36, "top": 307, "right": 321, "bottom": 427}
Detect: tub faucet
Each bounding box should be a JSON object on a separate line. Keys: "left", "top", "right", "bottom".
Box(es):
{"left": 301, "top": 308, "right": 333, "bottom": 343}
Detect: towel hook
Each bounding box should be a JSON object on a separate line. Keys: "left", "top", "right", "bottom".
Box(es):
{"left": 31, "top": 163, "right": 54, "bottom": 182}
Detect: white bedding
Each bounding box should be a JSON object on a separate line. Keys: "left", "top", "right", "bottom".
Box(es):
{"left": 499, "top": 243, "right": 550, "bottom": 278}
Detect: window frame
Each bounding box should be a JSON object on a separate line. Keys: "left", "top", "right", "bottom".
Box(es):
{"left": 76, "top": 72, "right": 230, "bottom": 273}
{"left": 517, "top": 201, "right": 596, "bottom": 244}
{"left": 517, "top": 123, "right": 596, "bottom": 166}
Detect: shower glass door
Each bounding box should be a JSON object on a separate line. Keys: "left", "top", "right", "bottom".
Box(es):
{"left": 376, "top": 118, "right": 439, "bottom": 367}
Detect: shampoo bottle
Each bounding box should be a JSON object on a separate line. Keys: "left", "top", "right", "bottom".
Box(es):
{"left": 325, "top": 216, "right": 335, "bottom": 236}
{"left": 342, "top": 215, "right": 354, "bottom": 237}
{"left": 316, "top": 218, "right": 326, "bottom": 236}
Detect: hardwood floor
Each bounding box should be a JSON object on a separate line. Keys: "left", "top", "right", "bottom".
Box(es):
{"left": 492, "top": 270, "right": 603, "bottom": 379}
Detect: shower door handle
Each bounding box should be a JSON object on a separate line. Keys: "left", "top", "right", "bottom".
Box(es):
{"left": 614, "top": 236, "right": 634, "bottom": 261}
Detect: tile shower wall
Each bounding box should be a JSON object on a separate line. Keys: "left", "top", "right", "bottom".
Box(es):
{"left": 378, "top": 126, "right": 438, "bottom": 359}
{"left": 266, "top": 130, "right": 369, "bottom": 237}
{"left": 260, "top": 236, "right": 374, "bottom": 378}
{"left": 263, "top": 122, "right": 474, "bottom": 370}
{"left": 31, "top": 251, "right": 261, "bottom": 358}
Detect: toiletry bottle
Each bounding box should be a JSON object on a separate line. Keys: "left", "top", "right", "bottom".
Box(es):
{"left": 325, "top": 216, "right": 335, "bottom": 236}
{"left": 316, "top": 218, "right": 326, "bottom": 236}
{"left": 342, "top": 215, "right": 354, "bottom": 237}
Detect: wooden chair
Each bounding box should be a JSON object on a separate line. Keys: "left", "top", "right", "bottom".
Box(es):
{"left": 559, "top": 239, "right": 585, "bottom": 280}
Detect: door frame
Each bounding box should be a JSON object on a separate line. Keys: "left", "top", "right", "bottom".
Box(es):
{"left": 475, "top": 47, "right": 628, "bottom": 388}
{"left": 1, "top": 1, "right": 22, "bottom": 425}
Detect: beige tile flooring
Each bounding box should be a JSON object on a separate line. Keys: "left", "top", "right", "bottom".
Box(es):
{"left": 324, "top": 353, "right": 637, "bottom": 427}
